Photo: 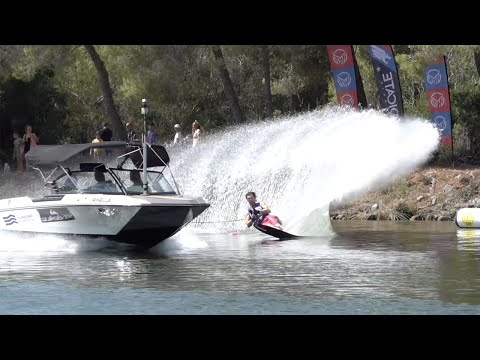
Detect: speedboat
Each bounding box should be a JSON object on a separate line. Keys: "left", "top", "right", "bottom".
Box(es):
{"left": 0, "top": 141, "right": 210, "bottom": 248}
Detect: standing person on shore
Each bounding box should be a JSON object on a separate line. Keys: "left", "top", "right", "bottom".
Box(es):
{"left": 90, "top": 131, "right": 104, "bottom": 157}
{"left": 173, "top": 123, "right": 182, "bottom": 145}
{"left": 192, "top": 120, "right": 203, "bottom": 148}
{"left": 21, "top": 124, "right": 39, "bottom": 171}
{"left": 99, "top": 122, "right": 113, "bottom": 142}
{"left": 147, "top": 122, "right": 159, "bottom": 144}
{"left": 12, "top": 131, "right": 23, "bottom": 171}
{"left": 126, "top": 123, "right": 136, "bottom": 143}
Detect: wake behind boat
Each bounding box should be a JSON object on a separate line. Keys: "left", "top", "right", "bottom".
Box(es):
{"left": 0, "top": 141, "right": 210, "bottom": 248}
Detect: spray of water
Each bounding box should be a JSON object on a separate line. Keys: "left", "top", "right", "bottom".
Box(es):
{"left": 0, "top": 231, "right": 115, "bottom": 253}
{"left": 169, "top": 107, "right": 439, "bottom": 236}
{"left": 0, "top": 106, "right": 440, "bottom": 251}
{"left": 149, "top": 228, "right": 209, "bottom": 256}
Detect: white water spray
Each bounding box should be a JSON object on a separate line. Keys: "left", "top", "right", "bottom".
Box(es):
{"left": 169, "top": 107, "right": 439, "bottom": 236}
{"left": 0, "top": 231, "right": 114, "bottom": 253}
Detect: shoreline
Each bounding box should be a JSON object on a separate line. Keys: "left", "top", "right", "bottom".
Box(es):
{"left": 2, "top": 165, "right": 479, "bottom": 224}
{"left": 329, "top": 165, "right": 480, "bottom": 222}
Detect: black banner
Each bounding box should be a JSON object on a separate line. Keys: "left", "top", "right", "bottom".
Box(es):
{"left": 368, "top": 45, "right": 404, "bottom": 116}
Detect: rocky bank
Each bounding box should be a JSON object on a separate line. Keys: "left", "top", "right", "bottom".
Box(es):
{"left": 329, "top": 165, "right": 480, "bottom": 222}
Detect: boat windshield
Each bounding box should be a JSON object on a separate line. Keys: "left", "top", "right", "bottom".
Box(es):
{"left": 112, "top": 169, "right": 176, "bottom": 195}
{"left": 56, "top": 170, "right": 123, "bottom": 194}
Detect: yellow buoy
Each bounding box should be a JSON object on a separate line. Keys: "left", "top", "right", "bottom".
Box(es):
{"left": 456, "top": 208, "right": 480, "bottom": 228}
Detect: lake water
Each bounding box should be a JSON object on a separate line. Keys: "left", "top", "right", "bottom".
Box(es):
{"left": 1, "top": 221, "right": 479, "bottom": 314}
{"left": 0, "top": 108, "right": 466, "bottom": 314}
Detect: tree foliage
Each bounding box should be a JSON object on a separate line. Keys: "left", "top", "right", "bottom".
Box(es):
{"left": 1, "top": 45, "right": 480, "bottom": 163}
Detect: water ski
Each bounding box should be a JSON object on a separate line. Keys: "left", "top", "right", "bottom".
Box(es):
{"left": 254, "top": 223, "right": 300, "bottom": 240}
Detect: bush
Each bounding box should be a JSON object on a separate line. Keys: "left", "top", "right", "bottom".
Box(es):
{"left": 395, "top": 201, "right": 417, "bottom": 218}
{"left": 451, "top": 82, "right": 480, "bottom": 159}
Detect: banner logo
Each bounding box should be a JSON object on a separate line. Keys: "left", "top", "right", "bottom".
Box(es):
{"left": 332, "top": 49, "right": 348, "bottom": 65}
{"left": 430, "top": 92, "right": 445, "bottom": 108}
{"left": 370, "top": 45, "right": 391, "bottom": 65}
{"left": 433, "top": 116, "right": 447, "bottom": 130}
{"left": 340, "top": 94, "right": 354, "bottom": 106}
{"left": 426, "top": 69, "right": 442, "bottom": 85}
{"left": 337, "top": 72, "right": 352, "bottom": 87}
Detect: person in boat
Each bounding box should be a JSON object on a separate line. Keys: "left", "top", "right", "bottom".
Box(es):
{"left": 126, "top": 171, "right": 144, "bottom": 192}
{"left": 245, "top": 191, "right": 283, "bottom": 230}
{"left": 87, "top": 171, "right": 117, "bottom": 193}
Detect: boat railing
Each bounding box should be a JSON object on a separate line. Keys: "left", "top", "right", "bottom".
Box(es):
{"left": 116, "top": 142, "right": 181, "bottom": 195}
{"left": 31, "top": 141, "right": 181, "bottom": 196}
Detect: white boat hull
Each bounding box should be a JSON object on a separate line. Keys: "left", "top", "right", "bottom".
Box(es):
{"left": 0, "top": 193, "right": 209, "bottom": 248}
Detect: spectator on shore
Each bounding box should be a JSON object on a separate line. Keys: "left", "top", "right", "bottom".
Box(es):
{"left": 192, "top": 120, "right": 203, "bottom": 148}
{"left": 12, "top": 131, "right": 23, "bottom": 171}
{"left": 90, "top": 131, "right": 104, "bottom": 157}
{"left": 147, "top": 122, "right": 159, "bottom": 144}
{"left": 126, "top": 123, "right": 136, "bottom": 143}
{"left": 99, "top": 122, "right": 113, "bottom": 141}
{"left": 21, "top": 124, "right": 39, "bottom": 171}
{"left": 173, "top": 123, "right": 182, "bottom": 145}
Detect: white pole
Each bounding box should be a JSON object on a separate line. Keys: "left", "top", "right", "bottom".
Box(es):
{"left": 142, "top": 99, "right": 148, "bottom": 195}
{"left": 143, "top": 139, "right": 148, "bottom": 195}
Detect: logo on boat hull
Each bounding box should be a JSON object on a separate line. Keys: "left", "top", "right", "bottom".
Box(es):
{"left": 37, "top": 208, "right": 75, "bottom": 223}
{"left": 1, "top": 212, "right": 36, "bottom": 226}
{"left": 2, "top": 214, "right": 18, "bottom": 226}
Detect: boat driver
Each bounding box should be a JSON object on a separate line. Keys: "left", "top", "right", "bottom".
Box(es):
{"left": 87, "top": 171, "right": 117, "bottom": 192}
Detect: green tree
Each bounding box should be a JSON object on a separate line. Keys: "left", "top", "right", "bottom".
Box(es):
{"left": 212, "top": 45, "right": 245, "bottom": 124}
{"left": 260, "top": 45, "right": 274, "bottom": 119}
{"left": 84, "top": 45, "right": 126, "bottom": 140}
{"left": 0, "top": 66, "right": 68, "bottom": 151}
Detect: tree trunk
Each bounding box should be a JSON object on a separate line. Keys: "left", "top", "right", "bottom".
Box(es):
{"left": 474, "top": 51, "right": 480, "bottom": 78}
{"left": 260, "top": 45, "right": 274, "bottom": 118}
{"left": 211, "top": 45, "right": 245, "bottom": 124}
{"left": 353, "top": 48, "right": 368, "bottom": 109}
{"left": 84, "top": 45, "right": 126, "bottom": 140}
